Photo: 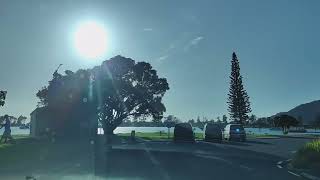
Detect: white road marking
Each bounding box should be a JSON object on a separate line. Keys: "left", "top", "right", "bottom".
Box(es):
{"left": 196, "top": 154, "right": 253, "bottom": 171}
{"left": 142, "top": 143, "right": 171, "bottom": 180}
{"left": 301, "top": 172, "right": 320, "bottom": 180}
{"left": 198, "top": 141, "right": 227, "bottom": 149}
{"left": 277, "top": 165, "right": 283, "bottom": 169}
{"left": 288, "top": 171, "right": 301, "bottom": 177}
{"left": 239, "top": 165, "right": 253, "bottom": 171}
{"left": 286, "top": 159, "right": 292, "bottom": 162}
{"left": 194, "top": 150, "right": 209, "bottom": 155}
{"left": 195, "top": 154, "right": 233, "bottom": 165}
{"left": 291, "top": 150, "right": 297, "bottom": 154}
{"left": 277, "top": 161, "right": 283, "bottom": 165}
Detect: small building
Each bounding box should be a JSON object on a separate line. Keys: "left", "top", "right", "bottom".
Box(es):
{"left": 30, "top": 106, "right": 97, "bottom": 138}
{"left": 30, "top": 107, "right": 51, "bottom": 137}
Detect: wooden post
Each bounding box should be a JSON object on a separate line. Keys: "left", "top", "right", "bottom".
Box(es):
{"left": 131, "top": 130, "right": 136, "bottom": 141}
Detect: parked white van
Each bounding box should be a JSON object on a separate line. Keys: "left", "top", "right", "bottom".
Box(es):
{"left": 224, "top": 124, "right": 246, "bottom": 141}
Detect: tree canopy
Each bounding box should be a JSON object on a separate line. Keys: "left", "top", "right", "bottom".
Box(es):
{"left": 93, "top": 56, "right": 169, "bottom": 134}
{"left": 163, "top": 115, "right": 180, "bottom": 128}
{"left": 36, "top": 55, "right": 169, "bottom": 136}
{"left": 274, "top": 114, "right": 299, "bottom": 134}
{"left": 0, "top": 90, "right": 7, "bottom": 107}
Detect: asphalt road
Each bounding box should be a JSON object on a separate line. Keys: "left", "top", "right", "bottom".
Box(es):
{"left": 97, "top": 137, "right": 314, "bottom": 180}
{"left": 2, "top": 137, "right": 311, "bottom": 180}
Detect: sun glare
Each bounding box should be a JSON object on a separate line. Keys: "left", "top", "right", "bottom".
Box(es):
{"left": 73, "top": 21, "right": 108, "bottom": 60}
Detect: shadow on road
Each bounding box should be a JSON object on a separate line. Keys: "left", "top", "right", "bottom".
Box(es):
{"left": 222, "top": 141, "right": 250, "bottom": 146}
{"left": 94, "top": 136, "right": 299, "bottom": 180}
{"left": 198, "top": 140, "right": 250, "bottom": 146}
{"left": 202, "top": 139, "right": 271, "bottom": 146}
{"left": 245, "top": 140, "right": 271, "bottom": 145}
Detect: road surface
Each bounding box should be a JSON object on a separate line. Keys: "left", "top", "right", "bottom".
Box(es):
{"left": 1, "top": 137, "right": 311, "bottom": 180}
{"left": 95, "top": 137, "right": 314, "bottom": 180}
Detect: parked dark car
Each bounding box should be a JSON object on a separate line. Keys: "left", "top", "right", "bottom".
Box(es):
{"left": 224, "top": 124, "right": 246, "bottom": 141}
{"left": 173, "top": 123, "right": 195, "bottom": 143}
{"left": 203, "top": 123, "right": 222, "bottom": 143}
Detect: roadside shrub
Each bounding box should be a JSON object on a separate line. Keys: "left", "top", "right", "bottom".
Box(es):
{"left": 292, "top": 140, "right": 320, "bottom": 169}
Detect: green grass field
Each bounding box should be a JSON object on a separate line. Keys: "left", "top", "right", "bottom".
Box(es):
{"left": 0, "top": 135, "right": 31, "bottom": 151}
{"left": 292, "top": 140, "right": 320, "bottom": 170}
{"left": 117, "top": 132, "right": 203, "bottom": 141}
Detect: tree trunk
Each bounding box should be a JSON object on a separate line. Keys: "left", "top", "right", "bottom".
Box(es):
{"left": 101, "top": 122, "right": 113, "bottom": 152}
{"left": 102, "top": 118, "right": 124, "bottom": 146}
{"left": 103, "top": 126, "right": 115, "bottom": 146}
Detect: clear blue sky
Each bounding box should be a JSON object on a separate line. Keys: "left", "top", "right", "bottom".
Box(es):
{"left": 1, "top": 0, "right": 320, "bottom": 121}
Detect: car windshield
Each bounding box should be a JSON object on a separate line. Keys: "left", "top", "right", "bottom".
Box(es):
{"left": 1, "top": 1, "right": 319, "bottom": 180}
{"left": 230, "top": 125, "right": 244, "bottom": 131}
{"left": 178, "top": 123, "right": 191, "bottom": 129}
{"left": 208, "top": 125, "right": 220, "bottom": 131}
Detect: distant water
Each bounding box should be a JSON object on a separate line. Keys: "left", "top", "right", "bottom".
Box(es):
{"left": 97, "top": 127, "right": 203, "bottom": 134}
{"left": 0, "top": 127, "right": 30, "bottom": 135}
{"left": 245, "top": 128, "right": 320, "bottom": 136}
{"left": 245, "top": 128, "right": 284, "bottom": 136}
{"left": 114, "top": 127, "right": 203, "bottom": 133}
{"left": 2, "top": 126, "right": 320, "bottom": 136}
{"left": 111, "top": 127, "right": 320, "bottom": 135}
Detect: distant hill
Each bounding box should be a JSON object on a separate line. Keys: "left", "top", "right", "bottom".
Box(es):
{"left": 273, "top": 100, "right": 320, "bottom": 125}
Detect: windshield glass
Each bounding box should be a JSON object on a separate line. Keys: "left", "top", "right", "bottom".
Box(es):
{"left": 1, "top": 1, "right": 319, "bottom": 180}
{"left": 207, "top": 125, "right": 220, "bottom": 131}
{"left": 230, "top": 125, "right": 244, "bottom": 131}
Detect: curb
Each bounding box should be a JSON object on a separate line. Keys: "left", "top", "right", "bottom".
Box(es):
{"left": 301, "top": 173, "right": 320, "bottom": 180}
{"left": 254, "top": 136, "right": 280, "bottom": 139}
{"left": 276, "top": 135, "right": 319, "bottom": 139}
{"left": 279, "top": 159, "right": 320, "bottom": 180}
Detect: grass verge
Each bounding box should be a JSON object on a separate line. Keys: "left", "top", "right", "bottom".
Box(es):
{"left": 292, "top": 139, "right": 320, "bottom": 170}
{"left": 0, "top": 135, "right": 93, "bottom": 177}
{"left": 246, "top": 134, "right": 279, "bottom": 139}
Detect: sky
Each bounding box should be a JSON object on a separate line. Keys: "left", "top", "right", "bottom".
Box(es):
{"left": 1, "top": 0, "right": 320, "bottom": 121}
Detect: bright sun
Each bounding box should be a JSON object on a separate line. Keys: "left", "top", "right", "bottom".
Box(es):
{"left": 73, "top": 21, "right": 108, "bottom": 59}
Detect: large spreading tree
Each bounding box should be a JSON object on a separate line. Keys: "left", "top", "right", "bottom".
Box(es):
{"left": 227, "top": 52, "right": 251, "bottom": 124}
{"left": 36, "top": 55, "right": 169, "bottom": 137}
{"left": 92, "top": 56, "right": 169, "bottom": 135}
{"left": 274, "top": 114, "right": 299, "bottom": 134}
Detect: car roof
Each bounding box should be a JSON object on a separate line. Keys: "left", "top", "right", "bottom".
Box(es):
{"left": 176, "top": 123, "right": 192, "bottom": 128}
{"left": 205, "top": 123, "right": 220, "bottom": 127}
{"left": 225, "top": 124, "right": 243, "bottom": 128}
